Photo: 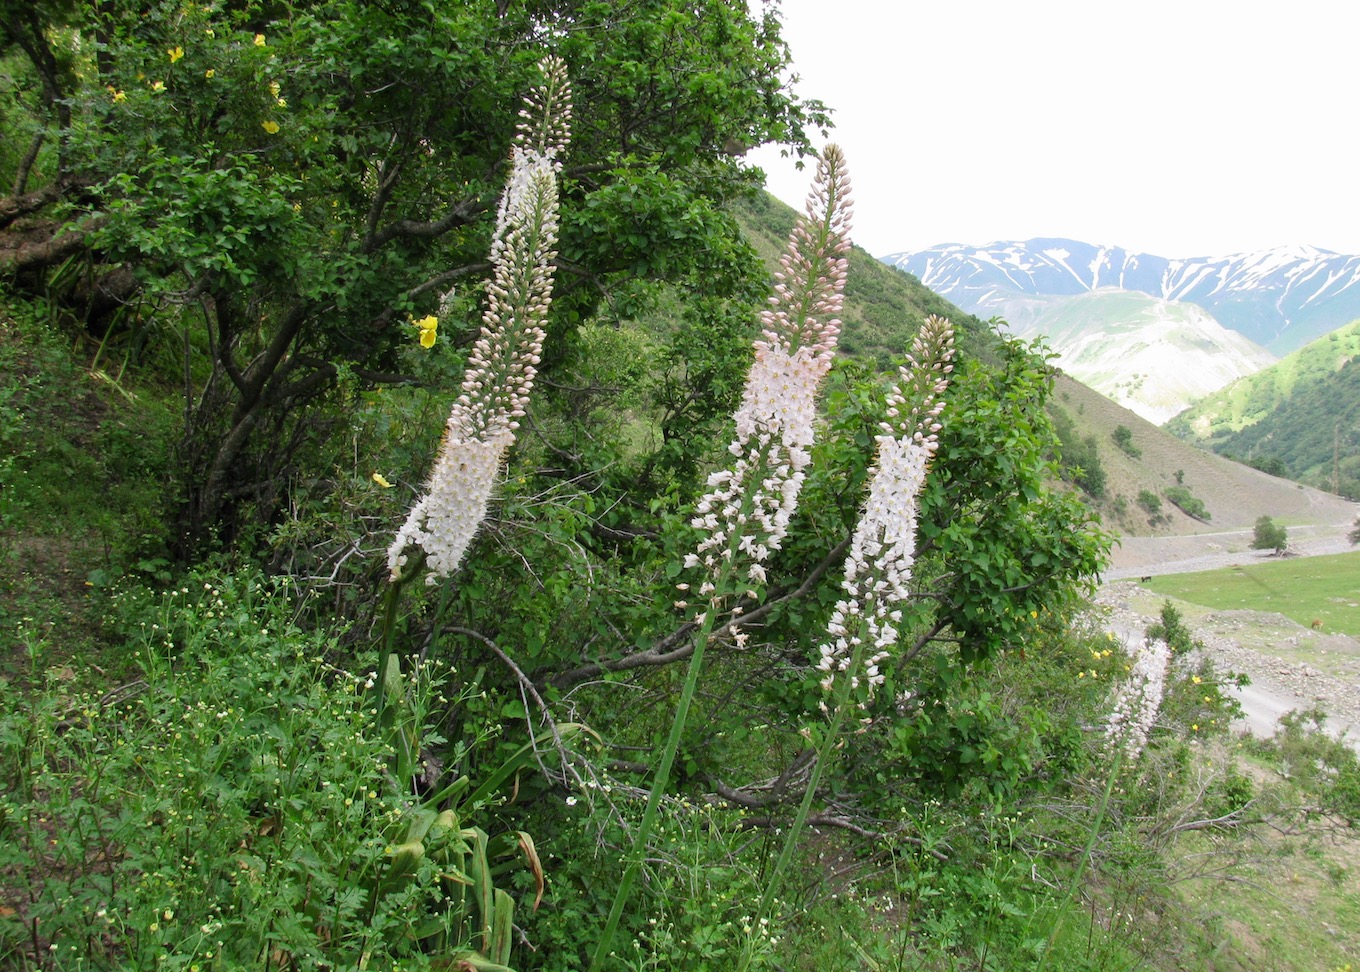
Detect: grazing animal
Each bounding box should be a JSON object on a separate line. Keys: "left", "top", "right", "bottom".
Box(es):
{"left": 1310, "top": 619, "right": 1323, "bottom": 630}
{"left": 1139, "top": 575, "right": 1152, "bottom": 583}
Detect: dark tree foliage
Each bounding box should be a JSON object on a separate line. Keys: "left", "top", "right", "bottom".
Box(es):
{"left": 0, "top": 0, "right": 828, "bottom": 556}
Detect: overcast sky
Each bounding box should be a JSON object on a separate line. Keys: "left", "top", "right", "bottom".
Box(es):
{"left": 748, "top": 0, "right": 1360, "bottom": 260}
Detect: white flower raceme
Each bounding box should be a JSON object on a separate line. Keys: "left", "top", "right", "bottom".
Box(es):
{"left": 1104, "top": 637, "right": 1171, "bottom": 761}
{"left": 388, "top": 57, "right": 570, "bottom": 583}
{"left": 686, "top": 145, "right": 852, "bottom": 592}
{"left": 817, "top": 315, "right": 954, "bottom": 702}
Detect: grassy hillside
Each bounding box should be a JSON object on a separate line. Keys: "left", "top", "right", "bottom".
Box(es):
{"left": 1166, "top": 319, "right": 1360, "bottom": 497}
{"left": 1049, "top": 372, "right": 1356, "bottom": 536}
{"left": 1167, "top": 318, "right": 1360, "bottom": 439}
{"left": 1016, "top": 290, "right": 1275, "bottom": 423}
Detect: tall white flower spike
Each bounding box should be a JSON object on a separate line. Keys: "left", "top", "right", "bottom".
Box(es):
{"left": 1104, "top": 637, "right": 1172, "bottom": 761}
{"left": 687, "top": 144, "right": 853, "bottom": 596}
{"left": 388, "top": 57, "right": 571, "bottom": 583}
{"left": 817, "top": 315, "right": 954, "bottom": 703}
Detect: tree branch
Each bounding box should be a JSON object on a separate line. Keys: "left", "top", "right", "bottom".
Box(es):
{"left": 550, "top": 534, "right": 853, "bottom": 690}
{"left": 446, "top": 626, "right": 586, "bottom": 791}
{"left": 0, "top": 213, "right": 105, "bottom": 270}
{"left": 10, "top": 133, "right": 45, "bottom": 198}
{"left": 364, "top": 196, "right": 485, "bottom": 252}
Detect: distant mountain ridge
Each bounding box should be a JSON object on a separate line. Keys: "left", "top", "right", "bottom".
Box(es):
{"left": 884, "top": 238, "right": 1360, "bottom": 353}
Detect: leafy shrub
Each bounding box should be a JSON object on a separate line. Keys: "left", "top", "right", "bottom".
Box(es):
{"left": 1269, "top": 707, "right": 1360, "bottom": 824}
{"left": 1146, "top": 600, "right": 1199, "bottom": 656}
{"left": 1202, "top": 763, "right": 1256, "bottom": 823}
{"left": 1049, "top": 405, "right": 1106, "bottom": 498}
{"left": 1251, "top": 515, "right": 1288, "bottom": 553}
{"left": 1136, "top": 489, "right": 1162, "bottom": 519}
{"left": 1163, "top": 485, "right": 1210, "bottom": 522}
{"left": 1111, "top": 424, "right": 1141, "bottom": 458}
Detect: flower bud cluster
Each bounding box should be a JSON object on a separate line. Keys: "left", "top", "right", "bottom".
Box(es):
{"left": 1104, "top": 637, "right": 1171, "bottom": 761}
{"left": 757, "top": 144, "right": 852, "bottom": 364}
{"left": 515, "top": 55, "right": 572, "bottom": 159}
{"left": 817, "top": 316, "right": 954, "bottom": 703}
{"left": 684, "top": 145, "right": 852, "bottom": 600}
{"left": 389, "top": 58, "right": 569, "bottom": 583}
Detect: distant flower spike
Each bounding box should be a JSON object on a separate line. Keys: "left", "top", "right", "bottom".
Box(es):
{"left": 1104, "top": 637, "right": 1171, "bottom": 761}
{"left": 687, "top": 145, "right": 853, "bottom": 596}
{"left": 388, "top": 58, "right": 570, "bottom": 583}
{"left": 817, "top": 315, "right": 954, "bottom": 702}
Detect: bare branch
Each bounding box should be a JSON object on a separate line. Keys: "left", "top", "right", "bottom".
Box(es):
{"left": 550, "top": 535, "right": 853, "bottom": 690}
{"left": 446, "top": 626, "right": 585, "bottom": 791}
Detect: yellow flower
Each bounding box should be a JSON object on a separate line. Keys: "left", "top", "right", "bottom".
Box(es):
{"left": 110, "top": 88, "right": 127, "bottom": 103}
{"left": 168, "top": 46, "right": 184, "bottom": 63}
{"left": 1030, "top": 610, "right": 1038, "bottom": 619}
{"left": 204, "top": 68, "right": 215, "bottom": 79}
{"left": 269, "top": 80, "right": 280, "bottom": 98}
{"left": 254, "top": 33, "right": 266, "bottom": 46}
{"left": 1078, "top": 671, "right": 1085, "bottom": 678}
{"left": 372, "top": 473, "right": 394, "bottom": 489}
{"left": 204, "top": 27, "right": 214, "bottom": 37}
{"left": 414, "top": 315, "right": 438, "bottom": 348}
{"left": 1192, "top": 724, "right": 1199, "bottom": 731}
{"left": 150, "top": 80, "right": 166, "bottom": 92}
{"left": 276, "top": 98, "right": 286, "bottom": 107}
{"left": 261, "top": 120, "right": 280, "bottom": 134}
{"left": 1192, "top": 675, "right": 1202, "bottom": 684}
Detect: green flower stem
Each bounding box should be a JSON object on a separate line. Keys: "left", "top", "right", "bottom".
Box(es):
{"left": 1036, "top": 750, "right": 1123, "bottom": 971}
{"left": 587, "top": 560, "right": 733, "bottom": 972}
{"left": 373, "top": 549, "right": 426, "bottom": 737}
{"left": 737, "top": 632, "right": 868, "bottom": 971}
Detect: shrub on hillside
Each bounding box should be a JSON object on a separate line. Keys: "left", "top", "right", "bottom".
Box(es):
{"left": 1251, "top": 515, "right": 1288, "bottom": 554}
{"left": 1112, "top": 424, "right": 1141, "bottom": 458}
{"left": 1163, "top": 485, "right": 1210, "bottom": 522}
{"left": 1136, "top": 489, "right": 1162, "bottom": 520}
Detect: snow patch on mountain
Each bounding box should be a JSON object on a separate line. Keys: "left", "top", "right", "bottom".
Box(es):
{"left": 884, "top": 238, "right": 1360, "bottom": 353}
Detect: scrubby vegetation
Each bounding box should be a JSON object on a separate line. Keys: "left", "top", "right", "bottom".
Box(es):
{"left": 1162, "top": 484, "right": 1210, "bottom": 522}
{"left": 2, "top": 3, "right": 1356, "bottom": 970}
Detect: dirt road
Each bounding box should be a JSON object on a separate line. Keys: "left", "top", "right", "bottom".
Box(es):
{"left": 1104, "top": 519, "right": 1357, "bottom": 581}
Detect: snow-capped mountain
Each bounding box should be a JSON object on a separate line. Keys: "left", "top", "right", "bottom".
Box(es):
{"left": 884, "top": 239, "right": 1360, "bottom": 353}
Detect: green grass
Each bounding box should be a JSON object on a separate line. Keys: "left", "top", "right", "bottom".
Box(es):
{"left": 1143, "top": 551, "right": 1360, "bottom": 636}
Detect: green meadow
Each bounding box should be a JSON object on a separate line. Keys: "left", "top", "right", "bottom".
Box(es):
{"left": 1143, "top": 551, "right": 1360, "bottom": 636}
